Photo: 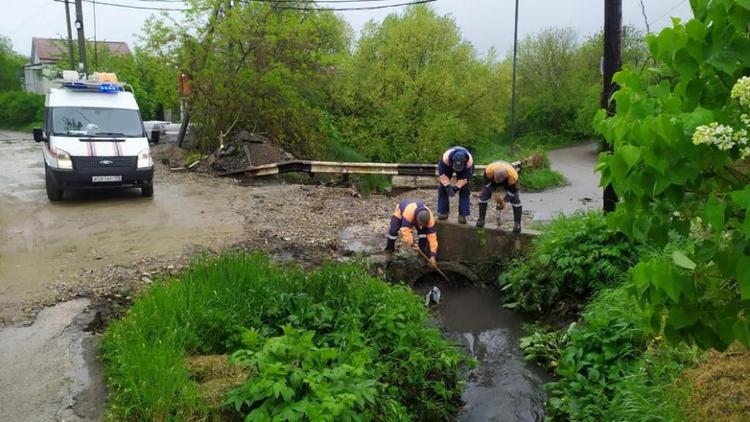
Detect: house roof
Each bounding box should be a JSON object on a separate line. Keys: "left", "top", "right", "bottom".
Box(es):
{"left": 31, "top": 37, "right": 131, "bottom": 64}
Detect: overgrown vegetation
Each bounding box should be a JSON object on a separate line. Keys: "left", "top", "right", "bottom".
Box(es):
{"left": 101, "top": 252, "right": 468, "bottom": 421}
{"left": 511, "top": 213, "right": 702, "bottom": 421}
{"left": 498, "top": 212, "right": 642, "bottom": 313}
{"left": 596, "top": 0, "right": 750, "bottom": 350}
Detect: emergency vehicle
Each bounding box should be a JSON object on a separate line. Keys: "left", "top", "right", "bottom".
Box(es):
{"left": 33, "top": 71, "right": 154, "bottom": 201}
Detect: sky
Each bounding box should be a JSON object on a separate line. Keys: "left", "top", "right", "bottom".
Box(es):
{"left": 2, "top": 0, "right": 693, "bottom": 58}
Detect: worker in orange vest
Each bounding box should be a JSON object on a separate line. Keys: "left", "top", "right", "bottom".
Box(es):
{"left": 477, "top": 160, "right": 522, "bottom": 232}
{"left": 385, "top": 199, "right": 438, "bottom": 268}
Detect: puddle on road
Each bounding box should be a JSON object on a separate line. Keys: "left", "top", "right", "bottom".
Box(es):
{"left": 415, "top": 279, "right": 551, "bottom": 422}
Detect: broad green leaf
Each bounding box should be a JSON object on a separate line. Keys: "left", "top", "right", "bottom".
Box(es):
{"left": 733, "top": 320, "right": 750, "bottom": 348}
{"left": 668, "top": 305, "right": 699, "bottom": 329}
{"left": 730, "top": 187, "right": 750, "bottom": 208}
{"left": 672, "top": 250, "right": 696, "bottom": 270}
{"left": 703, "top": 197, "right": 726, "bottom": 232}
{"left": 653, "top": 261, "right": 681, "bottom": 302}
{"left": 619, "top": 145, "right": 641, "bottom": 169}
{"left": 685, "top": 20, "right": 707, "bottom": 41}
{"left": 736, "top": 256, "right": 750, "bottom": 300}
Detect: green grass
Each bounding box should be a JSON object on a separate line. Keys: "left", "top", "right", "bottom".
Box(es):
{"left": 522, "top": 167, "right": 566, "bottom": 192}
{"left": 100, "top": 252, "right": 468, "bottom": 421}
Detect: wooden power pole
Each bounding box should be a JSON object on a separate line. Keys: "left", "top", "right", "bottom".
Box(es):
{"left": 602, "top": 0, "right": 621, "bottom": 213}
{"left": 64, "top": 0, "right": 75, "bottom": 69}
{"left": 74, "top": 0, "right": 87, "bottom": 75}
{"left": 509, "top": 0, "right": 520, "bottom": 155}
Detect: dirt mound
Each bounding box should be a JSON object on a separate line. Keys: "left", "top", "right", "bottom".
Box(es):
{"left": 196, "top": 131, "right": 295, "bottom": 174}
{"left": 679, "top": 343, "right": 750, "bottom": 421}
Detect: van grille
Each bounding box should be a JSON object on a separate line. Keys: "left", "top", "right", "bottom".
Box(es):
{"left": 72, "top": 156, "right": 136, "bottom": 170}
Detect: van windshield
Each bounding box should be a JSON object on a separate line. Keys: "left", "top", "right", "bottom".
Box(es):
{"left": 51, "top": 107, "right": 144, "bottom": 137}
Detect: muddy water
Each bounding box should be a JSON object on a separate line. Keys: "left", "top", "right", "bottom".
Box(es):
{"left": 416, "top": 280, "right": 550, "bottom": 422}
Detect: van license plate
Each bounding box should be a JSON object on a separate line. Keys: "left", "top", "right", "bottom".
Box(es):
{"left": 92, "top": 175, "right": 122, "bottom": 182}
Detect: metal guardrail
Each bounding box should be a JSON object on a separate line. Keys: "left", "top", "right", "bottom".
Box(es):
{"left": 218, "top": 159, "right": 524, "bottom": 178}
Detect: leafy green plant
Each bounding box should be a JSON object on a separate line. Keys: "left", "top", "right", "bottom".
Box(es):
{"left": 101, "top": 253, "right": 467, "bottom": 421}
{"left": 595, "top": 0, "right": 750, "bottom": 350}
{"left": 498, "top": 212, "right": 642, "bottom": 313}
{"left": 226, "top": 326, "right": 377, "bottom": 421}
{"left": 520, "top": 325, "right": 569, "bottom": 370}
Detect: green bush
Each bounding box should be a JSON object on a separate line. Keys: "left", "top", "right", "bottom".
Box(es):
{"left": 536, "top": 287, "right": 701, "bottom": 421}
{"left": 498, "top": 212, "right": 642, "bottom": 313}
{"left": 0, "top": 91, "right": 44, "bottom": 129}
{"left": 101, "top": 253, "right": 467, "bottom": 421}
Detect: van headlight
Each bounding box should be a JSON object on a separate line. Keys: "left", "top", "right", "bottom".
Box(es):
{"left": 137, "top": 149, "right": 153, "bottom": 168}
{"left": 52, "top": 147, "right": 73, "bottom": 169}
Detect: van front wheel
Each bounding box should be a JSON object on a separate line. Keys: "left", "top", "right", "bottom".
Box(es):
{"left": 141, "top": 184, "right": 153, "bottom": 198}
{"left": 45, "top": 168, "right": 63, "bottom": 201}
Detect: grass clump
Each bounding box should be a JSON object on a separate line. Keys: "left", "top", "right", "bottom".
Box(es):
{"left": 498, "top": 212, "right": 643, "bottom": 314}
{"left": 100, "top": 252, "right": 468, "bottom": 421}
{"left": 521, "top": 167, "right": 566, "bottom": 192}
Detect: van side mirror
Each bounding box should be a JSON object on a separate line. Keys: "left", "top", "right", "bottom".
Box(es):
{"left": 32, "top": 128, "right": 45, "bottom": 143}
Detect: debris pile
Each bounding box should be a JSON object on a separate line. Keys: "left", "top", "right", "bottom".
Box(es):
{"left": 190, "top": 131, "right": 295, "bottom": 174}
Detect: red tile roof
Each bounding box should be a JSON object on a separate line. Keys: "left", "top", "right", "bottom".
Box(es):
{"left": 31, "top": 37, "right": 130, "bottom": 64}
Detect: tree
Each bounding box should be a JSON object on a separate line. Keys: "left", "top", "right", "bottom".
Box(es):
{"left": 596, "top": 0, "right": 750, "bottom": 350}
{"left": 0, "top": 36, "right": 26, "bottom": 91}
{"left": 141, "top": 0, "right": 351, "bottom": 155}
{"left": 335, "top": 5, "right": 508, "bottom": 162}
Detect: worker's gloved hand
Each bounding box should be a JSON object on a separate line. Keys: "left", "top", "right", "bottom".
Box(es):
{"left": 403, "top": 236, "right": 415, "bottom": 248}
{"left": 428, "top": 256, "right": 438, "bottom": 268}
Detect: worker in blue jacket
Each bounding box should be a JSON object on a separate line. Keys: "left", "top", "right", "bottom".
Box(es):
{"left": 437, "top": 146, "right": 474, "bottom": 224}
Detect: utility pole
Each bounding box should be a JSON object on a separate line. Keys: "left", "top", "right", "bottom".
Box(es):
{"left": 64, "top": 0, "right": 75, "bottom": 69}
{"left": 74, "top": 0, "right": 87, "bottom": 76}
{"left": 602, "top": 0, "right": 621, "bottom": 213}
{"left": 509, "top": 0, "right": 520, "bottom": 155}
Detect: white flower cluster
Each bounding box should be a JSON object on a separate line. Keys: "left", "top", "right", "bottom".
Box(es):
{"left": 731, "top": 76, "right": 750, "bottom": 108}
{"left": 692, "top": 122, "right": 748, "bottom": 154}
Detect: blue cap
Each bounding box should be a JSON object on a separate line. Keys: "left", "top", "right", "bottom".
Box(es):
{"left": 452, "top": 151, "right": 467, "bottom": 172}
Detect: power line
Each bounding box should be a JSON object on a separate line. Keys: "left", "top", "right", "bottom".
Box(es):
{"left": 639, "top": 0, "right": 650, "bottom": 34}
{"left": 53, "top": 0, "right": 435, "bottom": 12}
{"left": 648, "top": 0, "right": 688, "bottom": 27}
{"left": 52, "top": 0, "right": 191, "bottom": 11}
{"left": 238, "top": 0, "right": 436, "bottom": 11}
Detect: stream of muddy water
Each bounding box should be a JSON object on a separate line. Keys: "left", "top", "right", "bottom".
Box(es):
{"left": 415, "top": 279, "right": 551, "bottom": 422}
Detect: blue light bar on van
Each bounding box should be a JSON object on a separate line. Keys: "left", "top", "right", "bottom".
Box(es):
{"left": 98, "top": 83, "right": 123, "bottom": 93}
{"left": 61, "top": 82, "right": 124, "bottom": 93}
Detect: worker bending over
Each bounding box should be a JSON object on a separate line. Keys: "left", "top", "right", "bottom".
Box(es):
{"left": 477, "top": 160, "right": 523, "bottom": 232}
{"left": 438, "top": 146, "right": 474, "bottom": 224}
{"left": 385, "top": 199, "right": 438, "bottom": 268}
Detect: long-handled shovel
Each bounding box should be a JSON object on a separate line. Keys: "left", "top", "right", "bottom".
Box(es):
{"left": 413, "top": 246, "right": 449, "bottom": 281}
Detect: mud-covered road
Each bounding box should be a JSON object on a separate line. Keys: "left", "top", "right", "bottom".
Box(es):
{"left": 0, "top": 130, "right": 599, "bottom": 421}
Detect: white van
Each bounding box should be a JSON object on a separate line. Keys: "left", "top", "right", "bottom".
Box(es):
{"left": 33, "top": 72, "right": 154, "bottom": 201}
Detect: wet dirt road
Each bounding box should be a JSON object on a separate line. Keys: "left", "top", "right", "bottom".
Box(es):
{"left": 0, "top": 134, "right": 249, "bottom": 324}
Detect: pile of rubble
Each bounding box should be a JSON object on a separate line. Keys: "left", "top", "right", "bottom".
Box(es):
{"left": 189, "top": 131, "right": 295, "bottom": 174}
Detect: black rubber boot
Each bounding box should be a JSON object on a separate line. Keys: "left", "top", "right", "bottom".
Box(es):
{"left": 513, "top": 205, "right": 522, "bottom": 233}
{"left": 476, "top": 203, "right": 487, "bottom": 228}
{"left": 385, "top": 238, "right": 395, "bottom": 252}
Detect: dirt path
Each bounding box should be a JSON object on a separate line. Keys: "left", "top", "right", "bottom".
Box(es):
{"left": 523, "top": 142, "right": 602, "bottom": 220}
